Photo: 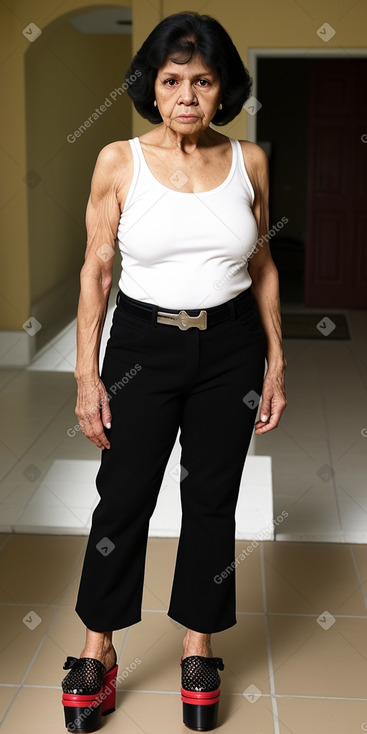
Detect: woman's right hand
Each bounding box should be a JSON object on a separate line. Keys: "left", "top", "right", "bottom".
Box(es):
{"left": 75, "top": 377, "right": 112, "bottom": 450}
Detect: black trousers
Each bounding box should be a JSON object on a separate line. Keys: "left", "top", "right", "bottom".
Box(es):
{"left": 75, "top": 287, "right": 267, "bottom": 633}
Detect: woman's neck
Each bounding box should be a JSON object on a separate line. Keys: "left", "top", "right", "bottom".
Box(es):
{"left": 155, "top": 124, "right": 218, "bottom": 153}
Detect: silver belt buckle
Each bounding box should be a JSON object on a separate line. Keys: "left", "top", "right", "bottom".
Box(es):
{"left": 156, "top": 309, "right": 207, "bottom": 330}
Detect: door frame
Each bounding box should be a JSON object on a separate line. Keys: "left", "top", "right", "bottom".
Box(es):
{"left": 246, "top": 48, "right": 367, "bottom": 307}
{"left": 246, "top": 47, "right": 367, "bottom": 143}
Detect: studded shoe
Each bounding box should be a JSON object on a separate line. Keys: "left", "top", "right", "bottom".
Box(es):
{"left": 180, "top": 655, "right": 225, "bottom": 731}
{"left": 61, "top": 648, "right": 118, "bottom": 732}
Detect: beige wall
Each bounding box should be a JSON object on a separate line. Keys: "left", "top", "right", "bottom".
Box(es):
{"left": 1, "top": 0, "right": 366, "bottom": 355}
{"left": 0, "top": 0, "right": 132, "bottom": 343}
{"left": 26, "top": 22, "right": 132, "bottom": 306}
{"left": 0, "top": 3, "right": 30, "bottom": 332}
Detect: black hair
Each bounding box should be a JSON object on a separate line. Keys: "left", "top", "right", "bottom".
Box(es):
{"left": 124, "top": 10, "right": 252, "bottom": 126}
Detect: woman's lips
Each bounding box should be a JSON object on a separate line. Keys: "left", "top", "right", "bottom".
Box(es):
{"left": 177, "top": 115, "right": 199, "bottom": 119}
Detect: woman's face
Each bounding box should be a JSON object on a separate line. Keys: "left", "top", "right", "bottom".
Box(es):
{"left": 154, "top": 53, "right": 221, "bottom": 135}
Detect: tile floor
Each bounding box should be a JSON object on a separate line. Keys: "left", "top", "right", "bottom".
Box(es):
{"left": 1, "top": 533, "right": 367, "bottom": 732}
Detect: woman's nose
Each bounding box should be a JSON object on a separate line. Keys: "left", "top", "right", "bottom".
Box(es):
{"left": 178, "top": 81, "right": 197, "bottom": 104}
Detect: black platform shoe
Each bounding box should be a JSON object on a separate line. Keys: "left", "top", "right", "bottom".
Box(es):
{"left": 180, "top": 655, "right": 225, "bottom": 731}
{"left": 61, "top": 649, "right": 118, "bottom": 732}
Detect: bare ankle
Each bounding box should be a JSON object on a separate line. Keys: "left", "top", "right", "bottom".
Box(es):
{"left": 183, "top": 630, "right": 213, "bottom": 657}
{"left": 81, "top": 629, "right": 113, "bottom": 658}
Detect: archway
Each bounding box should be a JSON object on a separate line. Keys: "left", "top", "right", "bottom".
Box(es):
{"left": 24, "top": 5, "right": 132, "bottom": 353}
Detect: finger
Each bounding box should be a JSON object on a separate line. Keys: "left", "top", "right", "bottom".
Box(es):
{"left": 90, "top": 416, "right": 111, "bottom": 449}
{"left": 101, "top": 396, "right": 112, "bottom": 429}
{"left": 90, "top": 435, "right": 108, "bottom": 449}
{"left": 254, "top": 417, "right": 277, "bottom": 434}
{"left": 259, "top": 393, "right": 271, "bottom": 423}
{"left": 79, "top": 414, "right": 110, "bottom": 449}
{"left": 254, "top": 419, "right": 270, "bottom": 434}
{"left": 79, "top": 425, "right": 105, "bottom": 449}
{"left": 254, "top": 403, "right": 285, "bottom": 434}
{"left": 81, "top": 427, "right": 106, "bottom": 449}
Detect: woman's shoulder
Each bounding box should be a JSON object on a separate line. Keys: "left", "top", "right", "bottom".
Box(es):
{"left": 94, "top": 139, "right": 133, "bottom": 169}
{"left": 236, "top": 140, "right": 268, "bottom": 190}
{"left": 91, "top": 140, "right": 134, "bottom": 196}
{"left": 237, "top": 140, "right": 268, "bottom": 166}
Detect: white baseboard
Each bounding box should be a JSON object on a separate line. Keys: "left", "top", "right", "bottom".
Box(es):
{"left": 0, "top": 278, "right": 79, "bottom": 367}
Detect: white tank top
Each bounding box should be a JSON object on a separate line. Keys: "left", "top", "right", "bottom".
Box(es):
{"left": 117, "top": 136, "right": 257, "bottom": 308}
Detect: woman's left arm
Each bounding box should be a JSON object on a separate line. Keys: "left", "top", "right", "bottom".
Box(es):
{"left": 240, "top": 141, "right": 287, "bottom": 434}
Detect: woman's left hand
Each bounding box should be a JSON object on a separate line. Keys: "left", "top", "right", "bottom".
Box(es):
{"left": 254, "top": 368, "right": 287, "bottom": 434}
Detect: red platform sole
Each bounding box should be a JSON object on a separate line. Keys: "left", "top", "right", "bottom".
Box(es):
{"left": 181, "top": 686, "right": 221, "bottom": 730}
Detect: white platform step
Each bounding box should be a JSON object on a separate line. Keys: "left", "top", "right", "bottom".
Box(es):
{"left": 9, "top": 435, "right": 273, "bottom": 539}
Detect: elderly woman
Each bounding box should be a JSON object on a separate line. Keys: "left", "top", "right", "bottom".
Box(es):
{"left": 61, "top": 10, "right": 286, "bottom": 733}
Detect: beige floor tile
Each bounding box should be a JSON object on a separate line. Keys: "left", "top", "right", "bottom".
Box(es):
{"left": 235, "top": 541, "right": 264, "bottom": 613}
{"left": 115, "top": 610, "right": 186, "bottom": 693}
{"left": 113, "top": 690, "right": 182, "bottom": 733}
{"left": 119, "top": 611, "right": 271, "bottom": 696}
{"left": 58, "top": 556, "right": 86, "bottom": 605}
{"left": 99, "top": 690, "right": 181, "bottom": 733}
{"left": 277, "top": 696, "right": 367, "bottom": 734}
{"left": 0, "top": 579, "right": 15, "bottom": 604}
{"left": 0, "top": 687, "right": 71, "bottom": 734}
{"left": 215, "top": 615, "right": 271, "bottom": 695}
{"left": 0, "top": 534, "right": 86, "bottom": 605}
{"left": 142, "top": 537, "right": 178, "bottom": 610}
{"left": 264, "top": 541, "right": 366, "bottom": 614}
{"left": 269, "top": 615, "right": 367, "bottom": 698}
{"left": 24, "top": 627, "right": 83, "bottom": 687}
{"left": 0, "top": 686, "right": 18, "bottom": 722}
{"left": 24, "top": 605, "right": 127, "bottom": 686}
{"left": 217, "top": 694, "right": 276, "bottom": 733}
{"left": 52, "top": 539, "right": 90, "bottom": 604}
{"left": 0, "top": 604, "right": 57, "bottom": 684}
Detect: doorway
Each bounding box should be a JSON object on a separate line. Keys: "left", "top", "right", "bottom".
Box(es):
{"left": 252, "top": 52, "right": 367, "bottom": 308}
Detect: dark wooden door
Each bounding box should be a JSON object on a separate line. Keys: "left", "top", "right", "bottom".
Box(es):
{"left": 305, "top": 59, "right": 367, "bottom": 307}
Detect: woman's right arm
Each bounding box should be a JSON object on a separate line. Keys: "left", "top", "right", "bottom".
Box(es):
{"left": 74, "top": 144, "right": 122, "bottom": 450}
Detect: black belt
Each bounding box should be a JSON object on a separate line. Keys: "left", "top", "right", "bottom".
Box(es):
{"left": 116, "top": 288, "right": 253, "bottom": 331}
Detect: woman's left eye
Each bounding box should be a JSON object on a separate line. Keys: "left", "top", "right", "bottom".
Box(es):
{"left": 197, "top": 79, "right": 210, "bottom": 86}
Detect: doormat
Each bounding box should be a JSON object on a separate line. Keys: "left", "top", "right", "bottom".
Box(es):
{"left": 281, "top": 313, "right": 350, "bottom": 339}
